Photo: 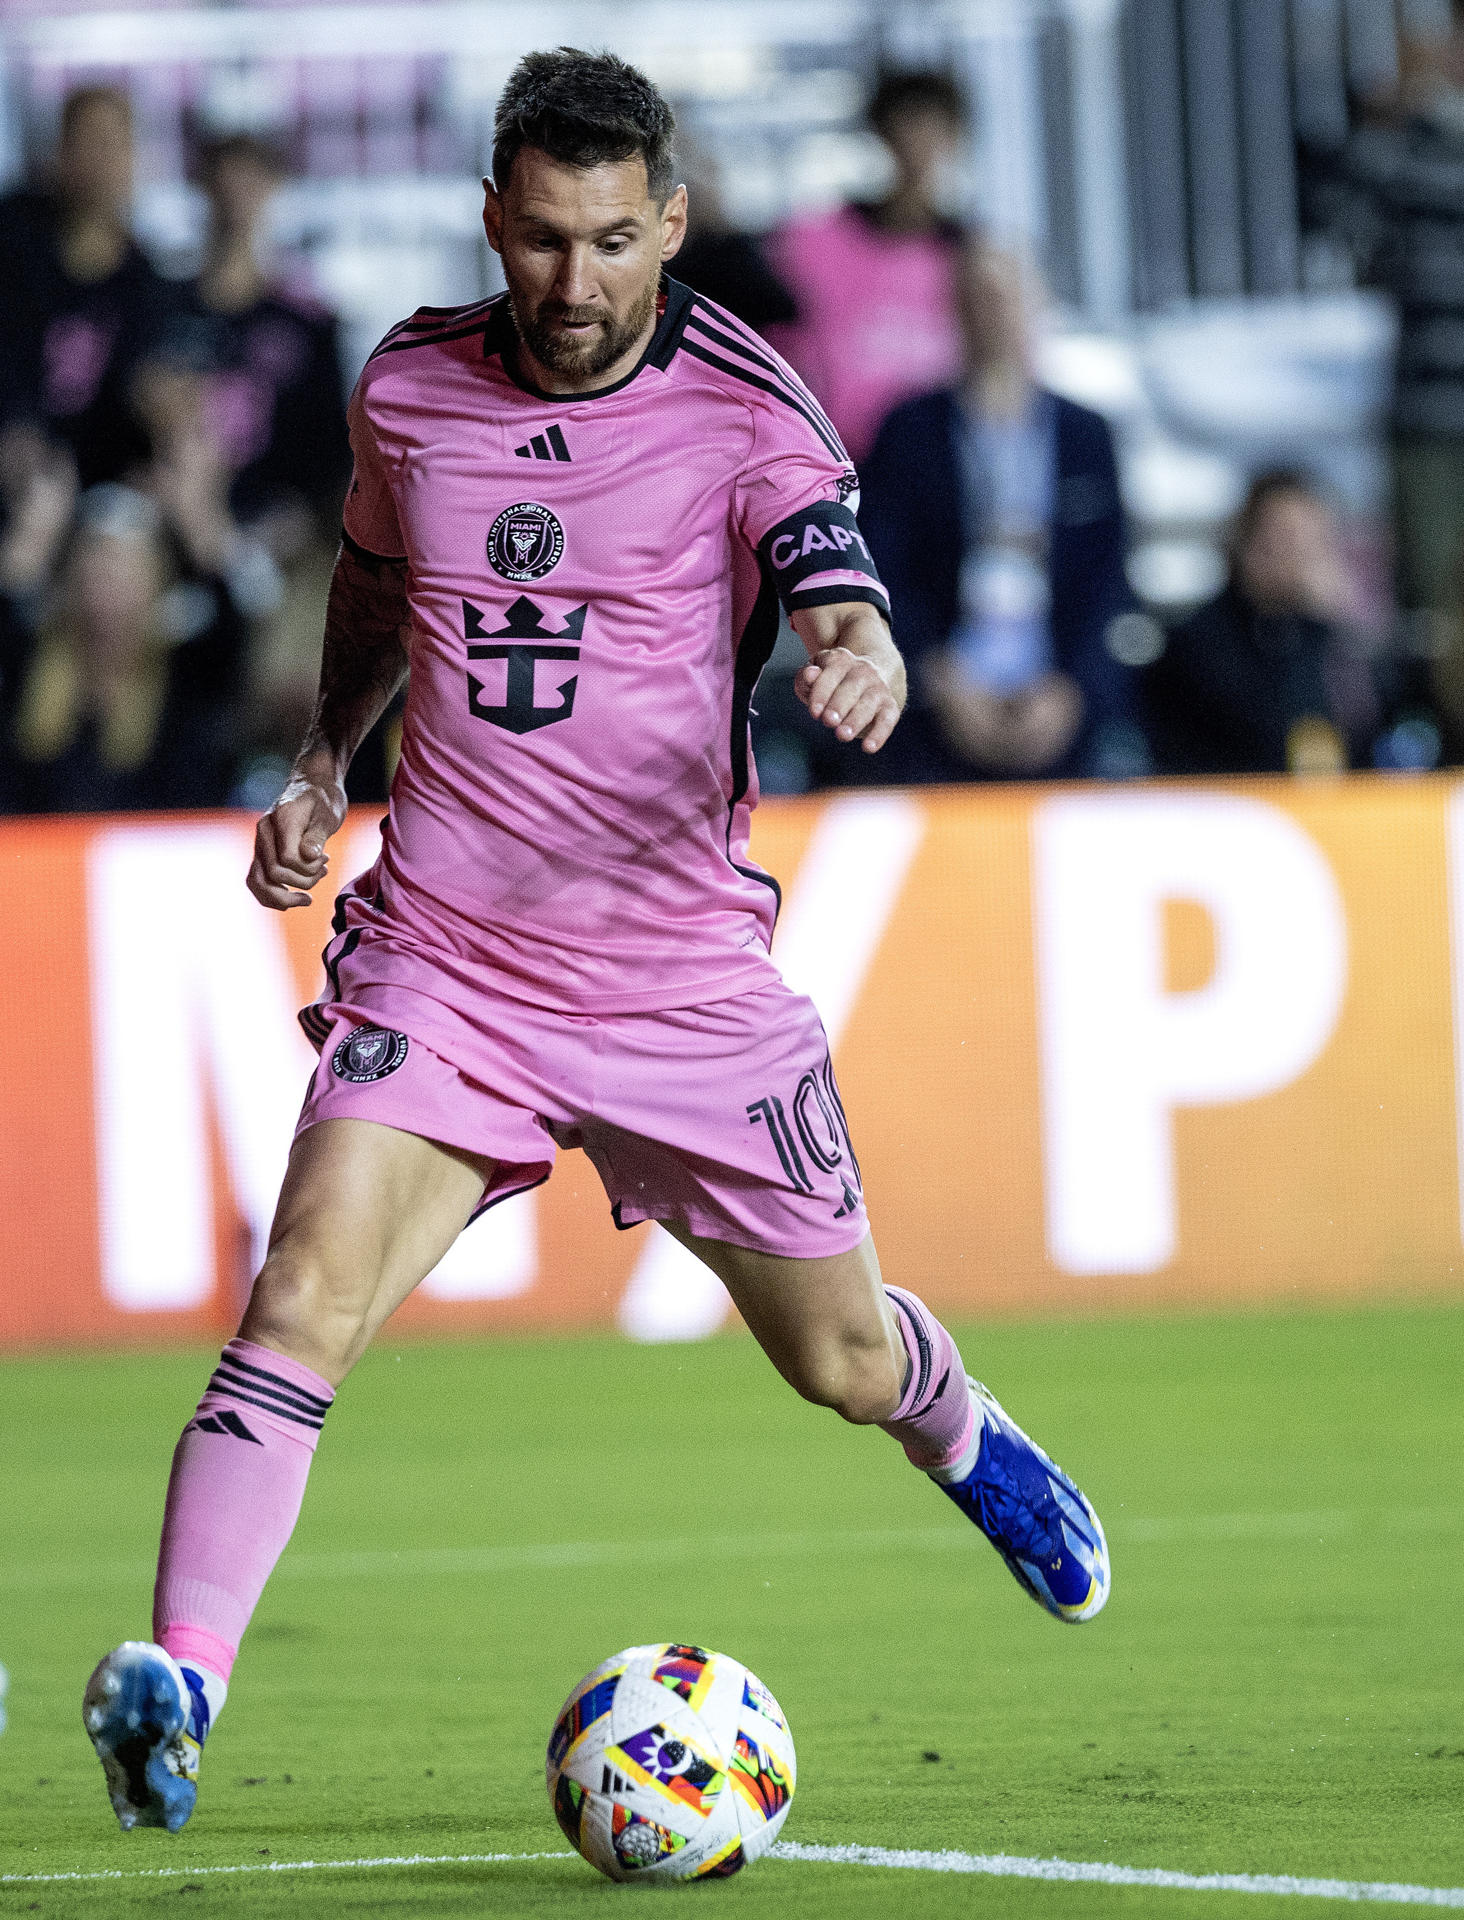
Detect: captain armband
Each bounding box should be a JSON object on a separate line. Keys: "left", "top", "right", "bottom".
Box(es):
{"left": 758, "top": 498, "right": 891, "bottom": 621}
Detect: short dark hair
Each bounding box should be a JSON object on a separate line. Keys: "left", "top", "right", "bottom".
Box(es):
{"left": 492, "top": 47, "right": 675, "bottom": 201}
{"left": 196, "top": 131, "right": 289, "bottom": 183}
{"left": 59, "top": 84, "right": 132, "bottom": 140}
{"left": 1234, "top": 466, "right": 1326, "bottom": 545}
{"left": 867, "top": 67, "right": 968, "bottom": 139}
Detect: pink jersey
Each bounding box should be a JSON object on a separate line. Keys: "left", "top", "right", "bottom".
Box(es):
{"left": 766, "top": 206, "right": 964, "bottom": 463}
{"left": 334, "top": 278, "right": 889, "bottom": 1016}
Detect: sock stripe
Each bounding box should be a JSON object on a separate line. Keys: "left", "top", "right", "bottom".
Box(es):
{"left": 218, "top": 1350, "right": 334, "bottom": 1412}
{"left": 210, "top": 1367, "right": 330, "bottom": 1426}
{"left": 891, "top": 1294, "right": 933, "bottom": 1412}
{"left": 206, "top": 1382, "right": 325, "bottom": 1432}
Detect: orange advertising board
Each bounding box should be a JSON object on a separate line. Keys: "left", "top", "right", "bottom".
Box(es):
{"left": 2, "top": 778, "right": 1462, "bottom": 1350}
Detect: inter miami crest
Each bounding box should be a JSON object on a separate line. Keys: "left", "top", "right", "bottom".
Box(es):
{"left": 331, "top": 1026, "right": 409, "bottom": 1083}
{"left": 486, "top": 501, "right": 564, "bottom": 582}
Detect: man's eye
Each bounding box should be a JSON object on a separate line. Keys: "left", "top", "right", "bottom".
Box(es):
{"left": 600, "top": 237, "right": 629, "bottom": 255}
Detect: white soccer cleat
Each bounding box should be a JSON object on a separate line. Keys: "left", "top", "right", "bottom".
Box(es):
{"left": 83, "top": 1642, "right": 201, "bottom": 1832}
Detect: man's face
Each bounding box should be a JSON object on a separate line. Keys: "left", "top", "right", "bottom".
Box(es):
{"left": 958, "top": 247, "right": 1035, "bottom": 373}
{"left": 1237, "top": 491, "right": 1338, "bottom": 613}
{"left": 484, "top": 149, "right": 686, "bottom": 387}
{"left": 879, "top": 104, "right": 963, "bottom": 190}
{"left": 205, "top": 153, "right": 281, "bottom": 240}
{"left": 57, "top": 97, "right": 133, "bottom": 220}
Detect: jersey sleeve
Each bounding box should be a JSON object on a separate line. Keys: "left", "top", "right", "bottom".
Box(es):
{"left": 340, "top": 377, "right": 406, "bottom": 562}
{"left": 734, "top": 389, "right": 890, "bottom": 621}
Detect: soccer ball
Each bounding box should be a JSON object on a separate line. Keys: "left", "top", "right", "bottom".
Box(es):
{"left": 546, "top": 1642, "right": 796, "bottom": 1881}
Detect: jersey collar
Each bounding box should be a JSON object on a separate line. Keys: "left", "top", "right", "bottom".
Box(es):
{"left": 484, "top": 275, "right": 695, "bottom": 401}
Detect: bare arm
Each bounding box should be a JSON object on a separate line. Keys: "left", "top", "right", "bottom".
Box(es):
{"left": 247, "top": 543, "right": 410, "bottom": 910}
{"left": 791, "top": 601, "right": 907, "bottom": 754}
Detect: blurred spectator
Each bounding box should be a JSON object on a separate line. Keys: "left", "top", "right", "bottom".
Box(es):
{"left": 161, "top": 133, "right": 350, "bottom": 549}
{"left": 152, "top": 133, "right": 352, "bottom": 799}
{"left": 858, "top": 242, "right": 1141, "bottom": 784}
{"left": 766, "top": 68, "right": 969, "bottom": 463}
{"left": 1143, "top": 470, "right": 1381, "bottom": 776}
{"left": 672, "top": 148, "right": 798, "bottom": 332}
{"left": 1303, "top": 19, "right": 1464, "bottom": 747}
{"left": 0, "top": 86, "right": 176, "bottom": 489}
{"left": 2, "top": 479, "right": 252, "bottom": 813}
{"left": 0, "top": 349, "right": 281, "bottom": 813}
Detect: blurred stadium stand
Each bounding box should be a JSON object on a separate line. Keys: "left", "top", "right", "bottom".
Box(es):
{"left": 0, "top": 0, "right": 1448, "bottom": 782}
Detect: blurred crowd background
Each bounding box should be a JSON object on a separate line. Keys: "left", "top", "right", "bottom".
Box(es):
{"left": 0, "top": 0, "right": 1458, "bottom": 810}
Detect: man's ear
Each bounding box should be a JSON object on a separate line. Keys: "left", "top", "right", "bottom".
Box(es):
{"left": 482, "top": 178, "right": 504, "bottom": 256}
{"left": 659, "top": 183, "right": 688, "bottom": 263}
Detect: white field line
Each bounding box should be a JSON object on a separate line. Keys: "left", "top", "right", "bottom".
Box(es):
{"left": 3, "top": 1843, "right": 1463, "bottom": 1907}
{"left": 775, "top": 1843, "right": 1464, "bottom": 1906}
{"left": 3, "top": 1508, "right": 1461, "bottom": 1593}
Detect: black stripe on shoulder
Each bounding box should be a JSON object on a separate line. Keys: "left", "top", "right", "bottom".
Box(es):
{"left": 680, "top": 339, "right": 847, "bottom": 463}
{"left": 401, "top": 297, "right": 498, "bottom": 329}
{"left": 340, "top": 527, "right": 407, "bottom": 569}
{"left": 646, "top": 277, "right": 697, "bottom": 370}
{"left": 687, "top": 303, "right": 843, "bottom": 450}
{"left": 368, "top": 315, "right": 498, "bottom": 362}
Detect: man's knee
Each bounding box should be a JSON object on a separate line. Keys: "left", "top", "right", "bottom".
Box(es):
{"left": 240, "top": 1234, "right": 378, "bottom": 1381}
{"left": 789, "top": 1329, "right": 903, "bottom": 1426}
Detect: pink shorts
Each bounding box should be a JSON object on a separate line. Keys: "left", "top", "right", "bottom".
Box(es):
{"left": 296, "top": 944, "right": 867, "bottom": 1260}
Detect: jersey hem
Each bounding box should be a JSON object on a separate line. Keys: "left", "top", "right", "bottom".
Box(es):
{"left": 306, "top": 927, "right": 784, "bottom": 1020}
{"left": 340, "top": 525, "right": 407, "bottom": 566}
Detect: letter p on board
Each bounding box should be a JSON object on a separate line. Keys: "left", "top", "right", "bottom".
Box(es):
{"left": 1033, "top": 793, "right": 1348, "bottom": 1275}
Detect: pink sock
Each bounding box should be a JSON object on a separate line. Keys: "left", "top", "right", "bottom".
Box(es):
{"left": 154, "top": 1339, "right": 334, "bottom": 1683}
{"left": 879, "top": 1287, "right": 975, "bottom": 1472}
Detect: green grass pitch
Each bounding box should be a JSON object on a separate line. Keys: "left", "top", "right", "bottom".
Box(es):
{"left": 2, "top": 1300, "right": 1462, "bottom": 1918}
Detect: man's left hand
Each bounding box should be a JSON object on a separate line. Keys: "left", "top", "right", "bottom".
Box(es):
{"left": 790, "top": 602, "right": 906, "bottom": 754}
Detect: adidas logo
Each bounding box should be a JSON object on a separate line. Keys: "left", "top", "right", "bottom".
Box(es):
{"left": 190, "top": 1409, "right": 263, "bottom": 1444}
{"left": 514, "top": 424, "right": 572, "bottom": 462}
{"left": 601, "top": 1765, "right": 633, "bottom": 1796}
{"left": 832, "top": 1179, "right": 861, "bottom": 1220}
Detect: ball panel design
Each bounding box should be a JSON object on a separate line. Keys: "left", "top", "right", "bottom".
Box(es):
{"left": 686, "top": 1833, "right": 747, "bottom": 1878}
{"left": 610, "top": 1803, "right": 688, "bottom": 1873}
{"left": 545, "top": 1669, "right": 620, "bottom": 1775}
{"left": 546, "top": 1644, "right": 795, "bottom": 1883}
{"left": 742, "top": 1670, "right": 789, "bottom": 1735}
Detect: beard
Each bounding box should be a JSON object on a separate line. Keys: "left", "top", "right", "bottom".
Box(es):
{"left": 510, "top": 270, "right": 660, "bottom": 383}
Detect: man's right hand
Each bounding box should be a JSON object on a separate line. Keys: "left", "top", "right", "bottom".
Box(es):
{"left": 247, "top": 771, "right": 348, "bottom": 910}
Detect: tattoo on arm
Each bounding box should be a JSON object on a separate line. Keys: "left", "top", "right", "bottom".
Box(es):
{"left": 300, "top": 543, "right": 411, "bottom": 775}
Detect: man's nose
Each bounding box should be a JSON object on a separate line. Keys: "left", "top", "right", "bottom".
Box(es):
{"left": 552, "top": 246, "right": 598, "bottom": 308}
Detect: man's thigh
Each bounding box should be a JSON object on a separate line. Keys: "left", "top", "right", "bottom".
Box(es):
{"left": 667, "top": 1225, "right": 901, "bottom": 1412}
{"left": 241, "top": 1118, "right": 494, "bottom": 1380}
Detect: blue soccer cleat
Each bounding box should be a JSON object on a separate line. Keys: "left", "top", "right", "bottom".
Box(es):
{"left": 83, "top": 1642, "right": 204, "bottom": 1832}
{"left": 933, "top": 1378, "right": 1110, "bottom": 1622}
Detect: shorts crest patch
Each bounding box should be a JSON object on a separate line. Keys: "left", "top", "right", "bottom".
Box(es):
{"left": 332, "top": 1026, "right": 409, "bottom": 1083}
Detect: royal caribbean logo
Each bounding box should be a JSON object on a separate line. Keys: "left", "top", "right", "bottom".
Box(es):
{"left": 462, "top": 594, "right": 583, "bottom": 735}
{"left": 486, "top": 501, "right": 564, "bottom": 582}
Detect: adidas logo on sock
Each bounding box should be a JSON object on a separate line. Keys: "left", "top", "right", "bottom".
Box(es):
{"left": 514, "top": 424, "right": 572, "bottom": 462}
{"left": 189, "top": 1410, "right": 263, "bottom": 1444}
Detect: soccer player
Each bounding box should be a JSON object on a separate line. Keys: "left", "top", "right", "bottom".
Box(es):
{"left": 84, "top": 49, "right": 1110, "bottom": 1835}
